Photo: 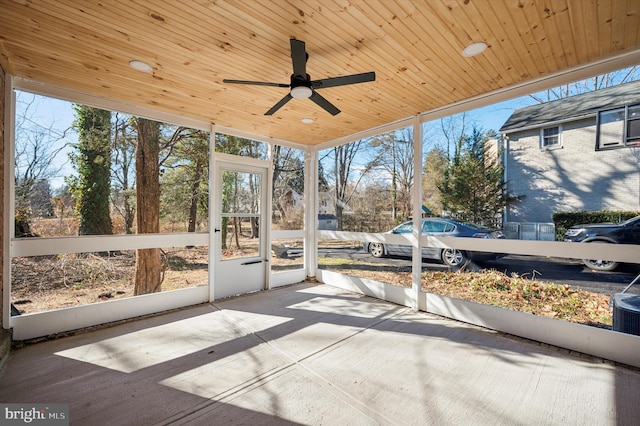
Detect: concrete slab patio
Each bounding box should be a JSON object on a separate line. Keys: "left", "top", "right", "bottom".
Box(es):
{"left": 1, "top": 282, "right": 639, "bottom": 425}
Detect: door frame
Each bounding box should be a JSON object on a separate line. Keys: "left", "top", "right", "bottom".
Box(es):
{"left": 210, "top": 153, "right": 271, "bottom": 301}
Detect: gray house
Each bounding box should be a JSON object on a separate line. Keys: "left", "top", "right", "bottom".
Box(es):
{"left": 500, "top": 80, "right": 640, "bottom": 223}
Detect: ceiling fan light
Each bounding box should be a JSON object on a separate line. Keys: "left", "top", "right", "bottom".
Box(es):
{"left": 291, "top": 86, "right": 312, "bottom": 99}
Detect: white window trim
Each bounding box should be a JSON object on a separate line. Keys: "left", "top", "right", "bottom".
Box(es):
{"left": 540, "top": 125, "right": 562, "bottom": 150}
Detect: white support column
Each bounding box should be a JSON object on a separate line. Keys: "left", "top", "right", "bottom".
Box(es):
{"left": 265, "top": 143, "right": 274, "bottom": 290}
{"left": 3, "top": 74, "right": 14, "bottom": 329}
{"left": 207, "top": 124, "right": 217, "bottom": 302}
{"left": 411, "top": 116, "right": 423, "bottom": 311}
{"left": 304, "top": 149, "right": 318, "bottom": 280}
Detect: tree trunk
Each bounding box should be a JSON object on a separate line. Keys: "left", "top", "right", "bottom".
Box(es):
{"left": 134, "top": 118, "right": 161, "bottom": 295}
{"left": 187, "top": 156, "right": 203, "bottom": 233}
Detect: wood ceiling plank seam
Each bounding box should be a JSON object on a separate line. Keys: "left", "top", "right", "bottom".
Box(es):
{"left": 578, "top": 0, "right": 601, "bottom": 62}
{"left": 622, "top": 0, "right": 640, "bottom": 50}
{"left": 3, "top": 36, "right": 267, "bottom": 124}
{"left": 211, "top": 0, "right": 337, "bottom": 80}
{"left": 430, "top": 1, "right": 513, "bottom": 92}
{"left": 484, "top": 1, "right": 550, "bottom": 78}
{"left": 312, "top": 2, "right": 498, "bottom": 116}
{"left": 419, "top": 1, "right": 520, "bottom": 99}
{"left": 463, "top": 0, "right": 529, "bottom": 85}
{"left": 502, "top": 1, "right": 556, "bottom": 76}
{"left": 202, "top": 8, "right": 408, "bottom": 120}
{"left": 563, "top": 0, "right": 590, "bottom": 63}
{"left": 608, "top": 0, "right": 627, "bottom": 55}
{"left": 0, "top": 22, "right": 242, "bottom": 102}
{"left": 289, "top": 0, "right": 384, "bottom": 76}
{"left": 595, "top": 0, "right": 613, "bottom": 58}
{"left": 2, "top": 2, "right": 220, "bottom": 74}
{"left": 228, "top": 0, "right": 386, "bottom": 80}
{"left": 0, "top": 38, "right": 15, "bottom": 74}
{"left": 144, "top": 26, "right": 285, "bottom": 80}
{"left": 2, "top": 29, "right": 237, "bottom": 98}
{"left": 546, "top": 0, "right": 582, "bottom": 68}
{"left": 202, "top": 2, "right": 330, "bottom": 89}
{"left": 53, "top": 0, "right": 292, "bottom": 106}
{"left": 520, "top": 2, "right": 558, "bottom": 74}
{"left": 530, "top": 0, "right": 572, "bottom": 70}
{"left": 374, "top": 0, "right": 485, "bottom": 99}
{"left": 42, "top": 0, "right": 288, "bottom": 87}
{"left": 111, "top": 0, "right": 292, "bottom": 78}
{"left": 345, "top": 1, "right": 469, "bottom": 107}
{"left": 582, "top": 0, "right": 600, "bottom": 58}
{"left": 258, "top": 0, "right": 430, "bottom": 113}
{"left": 369, "top": 2, "right": 476, "bottom": 101}
{"left": 450, "top": 0, "right": 518, "bottom": 85}
{"left": 163, "top": 0, "right": 298, "bottom": 74}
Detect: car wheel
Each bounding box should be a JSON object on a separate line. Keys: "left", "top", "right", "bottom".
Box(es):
{"left": 583, "top": 258, "right": 619, "bottom": 271}
{"left": 582, "top": 241, "right": 619, "bottom": 271}
{"left": 368, "top": 242, "right": 385, "bottom": 258}
{"left": 441, "top": 248, "right": 467, "bottom": 267}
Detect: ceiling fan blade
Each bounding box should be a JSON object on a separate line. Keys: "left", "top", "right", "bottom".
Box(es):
{"left": 290, "top": 39, "right": 307, "bottom": 78}
{"left": 311, "top": 71, "right": 376, "bottom": 89}
{"left": 223, "top": 79, "right": 289, "bottom": 88}
{"left": 309, "top": 91, "right": 340, "bottom": 116}
{"left": 265, "top": 93, "right": 293, "bottom": 115}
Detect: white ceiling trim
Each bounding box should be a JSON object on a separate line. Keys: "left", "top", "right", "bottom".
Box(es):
{"left": 13, "top": 77, "right": 212, "bottom": 132}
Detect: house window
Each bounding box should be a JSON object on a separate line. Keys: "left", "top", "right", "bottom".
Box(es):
{"left": 596, "top": 104, "right": 640, "bottom": 149}
{"left": 628, "top": 105, "right": 640, "bottom": 145}
{"left": 541, "top": 126, "right": 560, "bottom": 149}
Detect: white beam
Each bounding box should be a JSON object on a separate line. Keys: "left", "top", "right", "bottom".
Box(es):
{"left": 411, "top": 116, "right": 422, "bottom": 311}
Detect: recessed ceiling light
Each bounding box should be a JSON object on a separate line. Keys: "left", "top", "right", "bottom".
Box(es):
{"left": 301, "top": 118, "right": 314, "bottom": 124}
{"left": 129, "top": 60, "right": 153, "bottom": 73}
{"left": 462, "top": 42, "right": 487, "bottom": 57}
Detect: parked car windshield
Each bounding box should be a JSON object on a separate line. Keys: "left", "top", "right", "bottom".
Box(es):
{"left": 451, "top": 220, "right": 487, "bottom": 230}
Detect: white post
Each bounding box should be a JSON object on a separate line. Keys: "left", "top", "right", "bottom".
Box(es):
{"left": 411, "top": 116, "right": 423, "bottom": 311}
{"left": 304, "top": 149, "right": 318, "bottom": 280}
{"left": 208, "top": 124, "right": 217, "bottom": 302}
{"left": 3, "top": 74, "right": 14, "bottom": 329}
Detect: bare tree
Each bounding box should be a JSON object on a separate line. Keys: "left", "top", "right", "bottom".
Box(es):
{"left": 440, "top": 112, "right": 467, "bottom": 161}
{"left": 14, "top": 92, "right": 71, "bottom": 235}
{"left": 332, "top": 140, "right": 368, "bottom": 230}
{"left": 530, "top": 67, "right": 639, "bottom": 103}
{"left": 111, "top": 113, "right": 137, "bottom": 234}
{"left": 367, "top": 129, "right": 414, "bottom": 222}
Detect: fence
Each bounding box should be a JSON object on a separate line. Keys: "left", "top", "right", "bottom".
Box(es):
{"left": 503, "top": 222, "right": 556, "bottom": 241}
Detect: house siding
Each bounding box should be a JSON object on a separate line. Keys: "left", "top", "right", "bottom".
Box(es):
{"left": 505, "top": 117, "right": 640, "bottom": 223}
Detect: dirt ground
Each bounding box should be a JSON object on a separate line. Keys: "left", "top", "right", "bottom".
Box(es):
{"left": 10, "top": 244, "right": 612, "bottom": 329}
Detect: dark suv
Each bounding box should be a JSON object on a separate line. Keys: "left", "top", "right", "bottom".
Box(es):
{"left": 563, "top": 215, "right": 640, "bottom": 271}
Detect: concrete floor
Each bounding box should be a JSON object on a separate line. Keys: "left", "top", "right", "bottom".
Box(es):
{"left": 1, "top": 282, "right": 639, "bottom": 425}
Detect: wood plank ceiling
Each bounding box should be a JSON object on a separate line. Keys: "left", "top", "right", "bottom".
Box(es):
{"left": 1, "top": 0, "right": 639, "bottom": 146}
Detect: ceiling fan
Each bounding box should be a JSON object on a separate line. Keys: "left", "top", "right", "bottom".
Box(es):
{"left": 223, "top": 39, "right": 376, "bottom": 116}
